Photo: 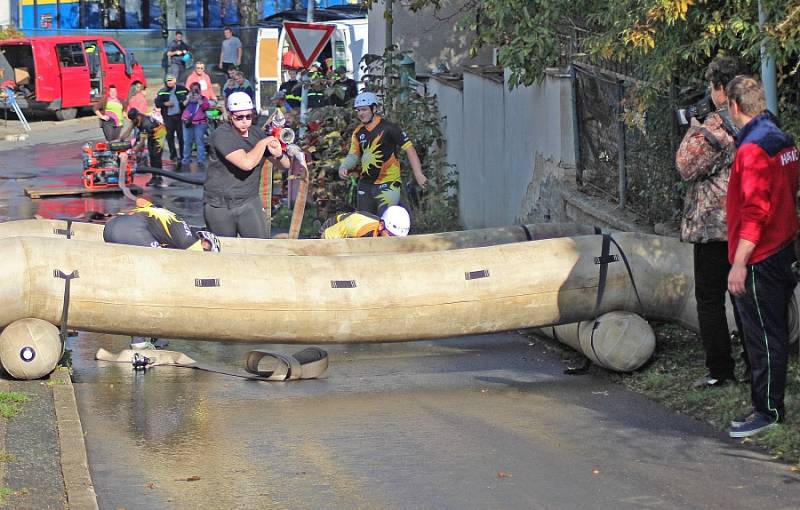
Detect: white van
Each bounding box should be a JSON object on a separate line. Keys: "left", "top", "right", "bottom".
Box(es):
{"left": 254, "top": 18, "right": 368, "bottom": 113}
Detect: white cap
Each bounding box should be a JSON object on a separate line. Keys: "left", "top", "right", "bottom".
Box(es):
{"left": 226, "top": 91, "right": 254, "bottom": 112}
{"left": 381, "top": 206, "right": 410, "bottom": 236}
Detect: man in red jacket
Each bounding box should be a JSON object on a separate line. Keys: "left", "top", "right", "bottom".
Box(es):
{"left": 725, "top": 75, "right": 799, "bottom": 438}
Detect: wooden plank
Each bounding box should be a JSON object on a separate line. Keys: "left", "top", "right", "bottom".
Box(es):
{"left": 24, "top": 185, "right": 142, "bottom": 200}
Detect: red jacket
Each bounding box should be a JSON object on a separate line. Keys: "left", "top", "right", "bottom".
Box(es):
{"left": 727, "top": 112, "right": 799, "bottom": 264}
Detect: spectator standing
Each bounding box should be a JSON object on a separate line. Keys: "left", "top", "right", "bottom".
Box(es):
{"left": 185, "top": 62, "right": 217, "bottom": 102}
{"left": 219, "top": 27, "right": 242, "bottom": 74}
{"left": 233, "top": 71, "right": 255, "bottom": 102}
{"left": 280, "top": 68, "right": 301, "bottom": 109}
{"left": 154, "top": 75, "right": 189, "bottom": 166}
{"left": 181, "top": 82, "right": 211, "bottom": 168}
{"left": 338, "top": 92, "right": 427, "bottom": 215}
{"left": 222, "top": 65, "right": 239, "bottom": 102}
{"left": 726, "top": 75, "right": 799, "bottom": 438}
{"left": 328, "top": 65, "right": 357, "bottom": 107}
{"left": 270, "top": 90, "right": 291, "bottom": 114}
{"left": 126, "top": 80, "right": 149, "bottom": 115}
{"left": 675, "top": 56, "right": 747, "bottom": 389}
{"left": 166, "top": 31, "right": 191, "bottom": 81}
{"left": 93, "top": 84, "right": 125, "bottom": 141}
{"left": 306, "top": 62, "right": 327, "bottom": 108}
{"left": 222, "top": 70, "right": 255, "bottom": 103}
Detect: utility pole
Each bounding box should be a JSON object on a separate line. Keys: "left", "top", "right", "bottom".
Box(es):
{"left": 298, "top": 0, "right": 315, "bottom": 138}
{"left": 758, "top": 0, "right": 777, "bottom": 114}
{"left": 385, "top": 0, "right": 393, "bottom": 49}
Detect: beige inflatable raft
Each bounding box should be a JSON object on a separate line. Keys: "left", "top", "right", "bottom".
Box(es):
{"left": 0, "top": 231, "right": 697, "bottom": 379}
{"left": 0, "top": 219, "right": 599, "bottom": 255}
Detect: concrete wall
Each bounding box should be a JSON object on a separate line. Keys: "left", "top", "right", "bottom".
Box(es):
{"left": 431, "top": 67, "right": 576, "bottom": 230}
{"left": 368, "top": 0, "right": 493, "bottom": 74}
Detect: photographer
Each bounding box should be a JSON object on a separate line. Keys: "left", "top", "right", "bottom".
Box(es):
{"left": 181, "top": 82, "right": 210, "bottom": 168}
{"left": 675, "top": 55, "right": 747, "bottom": 389}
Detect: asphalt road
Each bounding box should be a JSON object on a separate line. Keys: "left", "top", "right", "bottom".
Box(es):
{"left": 70, "top": 332, "right": 799, "bottom": 510}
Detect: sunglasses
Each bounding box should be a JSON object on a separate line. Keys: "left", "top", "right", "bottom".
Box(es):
{"left": 232, "top": 113, "right": 253, "bottom": 121}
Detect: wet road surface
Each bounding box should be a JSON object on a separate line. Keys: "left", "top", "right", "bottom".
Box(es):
{"left": 70, "top": 332, "right": 799, "bottom": 510}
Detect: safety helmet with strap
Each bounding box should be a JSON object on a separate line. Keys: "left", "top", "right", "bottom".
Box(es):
{"left": 381, "top": 206, "right": 410, "bottom": 236}
{"left": 354, "top": 91, "right": 379, "bottom": 109}
{"left": 226, "top": 91, "right": 254, "bottom": 113}
{"left": 196, "top": 230, "right": 221, "bottom": 252}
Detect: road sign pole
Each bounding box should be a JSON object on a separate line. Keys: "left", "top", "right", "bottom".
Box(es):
{"left": 299, "top": 74, "right": 309, "bottom": 139}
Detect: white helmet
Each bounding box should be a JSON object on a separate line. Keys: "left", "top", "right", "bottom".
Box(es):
{"left": 354, "top": 91, "right": 379, "bottom": 109}
{"left": 196, "top": 230, "right": 221, "bottom": 252}
{"left": 226, "top": 91, "right": 254, "bottom": 113}
{"left": 381, "top": 206, "right": 410, "bottom": 236}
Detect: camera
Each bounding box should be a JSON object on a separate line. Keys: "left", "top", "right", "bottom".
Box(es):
{"left": 676, "top": 95, "right": 715, "bottom": 125}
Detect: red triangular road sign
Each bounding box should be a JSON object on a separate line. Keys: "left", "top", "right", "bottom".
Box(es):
{"left": 283, "top": 21, "right": 336, "bottom": 69}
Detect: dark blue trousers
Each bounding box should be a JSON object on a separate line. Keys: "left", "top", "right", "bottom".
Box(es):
{"left": 733, "top": 243, "right": 796, "bottom": 422}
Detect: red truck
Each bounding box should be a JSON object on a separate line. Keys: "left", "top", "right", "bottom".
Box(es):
{"left": 0, "top": 35, "right": 146, "bottom": 120}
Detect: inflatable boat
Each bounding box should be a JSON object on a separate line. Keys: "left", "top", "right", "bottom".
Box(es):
{"left": 0, "top": 230, "right": 700, "bottom": 378}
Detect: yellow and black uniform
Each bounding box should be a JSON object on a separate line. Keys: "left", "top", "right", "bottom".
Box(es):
{"left": 320, "top": 212, "right": 381, "bottom": 239}
{"left": 347, "top": 115, "right": 412, "bottom": 215}
{"left": 103, "top": 201, "right": 204, "bottom": 250}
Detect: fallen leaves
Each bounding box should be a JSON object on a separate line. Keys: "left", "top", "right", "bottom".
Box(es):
{"left": 175, "top": 475, "right": 201, "bottom": 482}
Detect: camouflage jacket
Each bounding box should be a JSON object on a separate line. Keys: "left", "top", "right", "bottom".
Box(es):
{"left": 675, "top": 110, "right": 736, "bottom": 243}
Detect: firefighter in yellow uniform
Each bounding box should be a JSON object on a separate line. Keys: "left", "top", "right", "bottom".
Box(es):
{"left": 320, "top": 206, "right": 411, "bottom": 239}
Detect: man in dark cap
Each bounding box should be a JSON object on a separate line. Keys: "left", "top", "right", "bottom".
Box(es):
{"left": 329, "top": 65, "right": 357, "bottom": 107}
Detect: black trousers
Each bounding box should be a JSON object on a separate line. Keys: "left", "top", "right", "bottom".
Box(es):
{"left": 694, "top": 241, "right": 747, "bottom": 380}
{"left": 103, "top": 215, "right": 160, "bottom": 248}
{"left": 733, "top": 243, "right": 796, "bottom": 421}
{"left": 356, "top": 180, "right": 401, "bottom": 216}
{"left": 204, "top": 195, "right": 268, "bottom": 238}
{"left": 163, "top": 114, "right": 184, "bottom": 161}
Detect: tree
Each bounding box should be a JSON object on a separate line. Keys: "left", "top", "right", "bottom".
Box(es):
{"left": 398, "top": 0, "right": 800, "bottom": 127}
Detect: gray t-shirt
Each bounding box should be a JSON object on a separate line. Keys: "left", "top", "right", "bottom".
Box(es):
{"left": 205, "top": 123, "right": 266, "bottom": 204}
{"left": 221, "top": 36, "right": 242, "bottom": 64}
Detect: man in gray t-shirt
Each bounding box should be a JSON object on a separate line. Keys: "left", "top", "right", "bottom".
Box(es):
{"left": 219, "top": 27, "right": 242, "bottom": 74}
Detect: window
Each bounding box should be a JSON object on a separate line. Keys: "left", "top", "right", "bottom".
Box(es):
{"left": 56, "top": 44, "right": 86, "bottom": 67}
{"left": 102, "top": 41, "right": 124, "bottom": 64}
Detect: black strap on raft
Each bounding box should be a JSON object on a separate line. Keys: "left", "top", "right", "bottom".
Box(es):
{"left": 565, "top": 233, "right": 643, "bottom": 375}
{"left": 592, "top": 233, "right": 645, "bottom": 354}
{"left": 53, "top": 219, "right": 73, "bottom": 239}
{"left": 53, "top": 269, "right": 79, "bottom": 345}
{"left": 520, "top": 224, "right": 533, "bottom": 241}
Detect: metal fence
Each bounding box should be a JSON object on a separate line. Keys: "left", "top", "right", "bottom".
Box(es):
{"left": 572, "top": 62, "right": 683, "bottom": 225}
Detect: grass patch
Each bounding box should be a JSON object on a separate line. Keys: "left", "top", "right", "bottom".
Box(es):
{"left": 611, "top": 323, "right": 800, "bottom": 463}
{"left": 0, "top": 391, "right": 29, "bottom": 419}
{"left": 0, "top": 487, "right": 15, "bottom": 505}
{"left": 0, "top": 453, "right": 16, "bottom": 463}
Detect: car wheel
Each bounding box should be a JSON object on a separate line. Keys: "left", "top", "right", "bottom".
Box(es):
{"left": 55, "top": 108, "right": 77, "bottom": 121}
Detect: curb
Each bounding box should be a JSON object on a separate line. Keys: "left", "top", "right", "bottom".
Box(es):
{"left": 51, "top": 367, "right": 99, "bottom": 510}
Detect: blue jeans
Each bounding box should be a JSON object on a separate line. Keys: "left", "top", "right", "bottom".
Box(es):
{"left": 182, "top": 123, "right": 207, "bottom": 164}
